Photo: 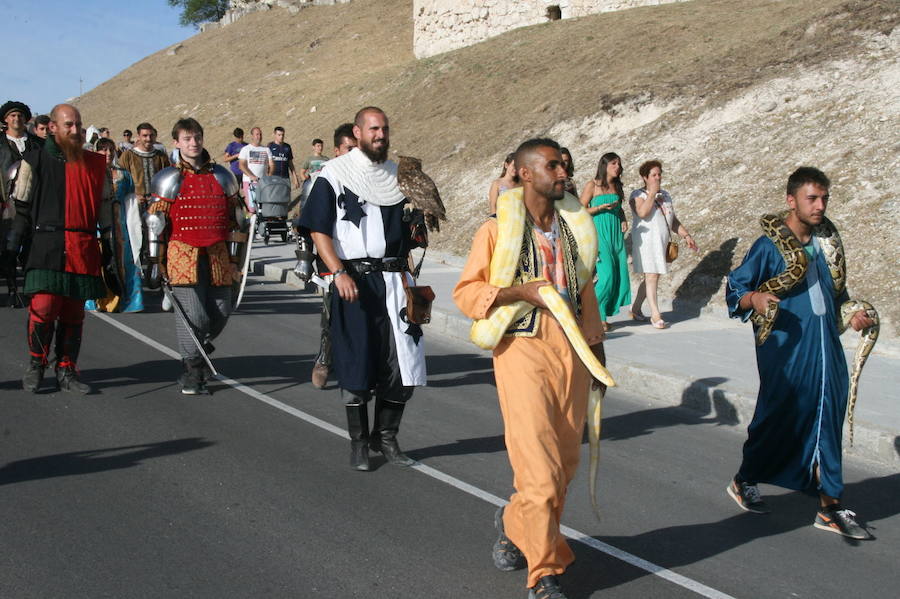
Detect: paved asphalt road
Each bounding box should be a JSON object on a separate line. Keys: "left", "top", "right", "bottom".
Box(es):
{"left": 1, "top": 276, "right": 898, "bottom": 599}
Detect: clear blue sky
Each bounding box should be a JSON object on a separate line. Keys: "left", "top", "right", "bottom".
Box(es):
{"left": 3, "top": 0, "right": 196, "bottom": 115}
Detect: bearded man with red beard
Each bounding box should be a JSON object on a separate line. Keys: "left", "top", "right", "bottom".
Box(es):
{"left": 8, "top": 103, "right": 113, "bottom": 394}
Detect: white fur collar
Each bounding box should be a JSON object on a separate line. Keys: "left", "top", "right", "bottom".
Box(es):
{"left": 323, "top": 147, "right": 404, "bottom": 207}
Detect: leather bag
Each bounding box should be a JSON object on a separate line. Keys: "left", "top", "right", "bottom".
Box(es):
{"left": 404, "top": 280, "right": 435, "bottom": 325}
{"left": 666, "top": 240, "right": 679, "bottom": 263}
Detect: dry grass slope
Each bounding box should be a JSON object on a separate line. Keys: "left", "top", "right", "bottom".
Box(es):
{"left": 78, "top": 0, "right": 900, "bottom": 337}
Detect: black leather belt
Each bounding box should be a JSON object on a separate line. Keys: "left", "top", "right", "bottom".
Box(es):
{"left": 343, "top": 258, "right": 408, "bottom": 275}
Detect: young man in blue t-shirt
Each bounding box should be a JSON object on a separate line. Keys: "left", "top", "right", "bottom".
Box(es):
{"left": 268, "top": 126, "right": 299, "bottom": 188}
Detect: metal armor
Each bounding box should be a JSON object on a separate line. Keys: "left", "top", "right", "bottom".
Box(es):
{"left": 212, "top": 164, "right": 239, "bottom": 198}
{"left": 145, "top": 168, "right": 181, "bottom": 290}
{"left": 144, "top": 202, "right": 167, "bottom": 290}
{"left": 2, "top": 160, "right": 24, "bottom": 307}
{"left": 150, "top": 166, "right": 183, "bottom": 202}
{"left": 3, "top": 161, "right": 19, "bottom": 224}
{"left": 5, "top": 160, "right": 19, "bottom": 201}
{"left": 217, "top": 163, "right": 248, "bottom": 276}
{"left": 293, "top": 235, "right": 314, "bottom": 283}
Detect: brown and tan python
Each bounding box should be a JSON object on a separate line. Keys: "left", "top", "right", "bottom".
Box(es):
{"left": 817, "top": 219, "right": 879, "bottom": 445}
{"left": 751, "top": 212, "right": 808, "bottom": 346}
{"left": 752, "top": 211, "right": 879, "bottom": 444}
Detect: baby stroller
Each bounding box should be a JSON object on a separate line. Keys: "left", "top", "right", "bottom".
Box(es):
{"left": 254, "top": 175, "right": 291, "bottom": 244}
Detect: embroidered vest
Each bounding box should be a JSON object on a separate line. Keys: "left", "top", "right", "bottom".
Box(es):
{"left": 506, "top": 214, "right": 582, "bottom": 337}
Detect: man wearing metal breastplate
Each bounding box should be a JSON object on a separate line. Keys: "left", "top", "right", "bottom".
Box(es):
{"left": 147, "top": 118, "right": 241, "bottom": 395}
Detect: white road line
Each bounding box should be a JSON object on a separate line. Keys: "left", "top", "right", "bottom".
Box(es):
{"left": 91, "top": 311, "right": 735, "bottom": 599}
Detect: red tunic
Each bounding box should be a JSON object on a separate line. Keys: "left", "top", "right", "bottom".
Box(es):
{"left": 63, "top": 152, "right": 107, "bottom": 276}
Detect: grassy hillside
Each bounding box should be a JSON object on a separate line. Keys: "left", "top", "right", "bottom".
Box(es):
{"left": 78, "top": 0, "right": 900, "bottom": 337}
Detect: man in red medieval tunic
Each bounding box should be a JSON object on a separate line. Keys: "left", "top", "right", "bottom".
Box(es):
{"left": 8, "top": 103, "right": 113, "bottom": 393}
{"left": 147, "top": 118, "right": 241, "bottom": 394}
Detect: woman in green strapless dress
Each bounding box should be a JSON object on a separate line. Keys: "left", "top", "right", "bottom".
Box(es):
{"left": 579, "top": 153, "right": 631, "bottom": 329}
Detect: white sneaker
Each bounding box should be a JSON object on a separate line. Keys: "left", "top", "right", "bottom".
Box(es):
{"left": 161, "top": 294, "right": 173, "bottom": 312}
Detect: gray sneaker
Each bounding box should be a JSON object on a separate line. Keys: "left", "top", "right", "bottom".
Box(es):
{"left": 492, "top": 506, "right": 525, "bottom": 571}
{"left": 727, "top": 478, "right": 770, "bottom": 514}
{"left": 814, "top": 506, "right": 871, "bottom": 540}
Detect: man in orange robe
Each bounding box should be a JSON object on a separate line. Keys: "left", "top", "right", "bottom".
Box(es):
{"left": 454, "top": 139, "right": 605, "bottom": 599}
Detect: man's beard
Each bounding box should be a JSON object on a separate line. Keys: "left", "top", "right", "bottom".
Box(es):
{"left": 547, "top": 183, "right": 565, "bottom": 202}
{"left": 358, "top": 138, "right": 388, "bottom": 163}
{"left": 56, "top": 132, "right": 84, "bottom": 163}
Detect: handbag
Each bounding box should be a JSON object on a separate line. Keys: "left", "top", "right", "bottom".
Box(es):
{"left": 666, "top": 240, "right": 679, "bottom": 263}
{"left": 654, "top": 193, "right": 678, "bottom": 263}
{"left": 403, "top": 274, "right": 435, "bottom": 325}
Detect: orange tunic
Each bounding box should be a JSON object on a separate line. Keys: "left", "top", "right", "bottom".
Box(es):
{"left": 454, "top": 219, "right": 603, "bottom": 588}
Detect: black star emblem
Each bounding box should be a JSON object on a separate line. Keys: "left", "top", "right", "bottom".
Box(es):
{"left": 339, "top": 189, "right": 366, "bottom": 228}
{"left": 405, "top": 323, "right": 423, "bottom": 345}
{"left": 399, "top": 308, "right": 423, "bottom": 345}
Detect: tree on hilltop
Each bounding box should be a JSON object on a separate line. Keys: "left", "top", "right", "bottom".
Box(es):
{"left": 168, "top": 0, "right": 230, "bottom": 28}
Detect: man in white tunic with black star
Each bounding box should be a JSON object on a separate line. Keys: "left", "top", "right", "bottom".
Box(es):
{"left": 298, "top": 106, "right": 426, "bottom": 471}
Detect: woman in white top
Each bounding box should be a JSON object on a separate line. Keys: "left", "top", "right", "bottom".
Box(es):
{"left": 629, "top": 160, "right": 697, "bottom": 328}
{"left": 487, "top": 153, "right": 519, "bottom": 214}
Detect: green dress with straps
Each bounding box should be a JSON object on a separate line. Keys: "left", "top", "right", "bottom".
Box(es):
{"left": 589, "top": 193, "right": 631, "bottom": 320}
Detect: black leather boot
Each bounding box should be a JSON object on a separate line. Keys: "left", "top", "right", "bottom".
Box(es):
{"left": 370, "top": 399, "right": 415, "bottom": 466}
{"left": 54, "top": 323, "right": 91, "bottom": 394}
{"left": 24, "top": 318, "right": 54, "bottom": 393}
{"left": 180, "top": 357, "right": 209, "bottom": 395}
{"left": 7, "top": 289, "right": 24, "bottom": 309}
{"left": 55, "top": 362, "right": 91, "bottom": 394}
{"left": 3, "top": 250, "right": 24, "bottom": 308}
{"left": 54, "top": 322, "right": 83, "bottom": 367}
{"left": 344, "top": 392, "right": 371, "bottom": 471}
{"left": 23, "top": 357, "right": 46, "bottom": 393}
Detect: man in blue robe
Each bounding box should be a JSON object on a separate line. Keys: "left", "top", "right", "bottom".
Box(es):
{"left": 725, "top": 167, "right": 874, "bottom": 540}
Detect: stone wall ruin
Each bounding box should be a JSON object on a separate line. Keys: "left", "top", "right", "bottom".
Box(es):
{"left": 413, "top": 0, "right": 692, "bottom": 58}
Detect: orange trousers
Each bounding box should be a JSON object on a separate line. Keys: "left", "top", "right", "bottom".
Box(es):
{"left": 494, "top": 312, "right": 590, "bottom": 588}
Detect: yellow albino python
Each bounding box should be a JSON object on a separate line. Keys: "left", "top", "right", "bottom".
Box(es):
{"left": 753, "top": 211, "right": 879, "bottom": 444}
{"left": 470, "top": 188, "right": 614, "bottom": 518}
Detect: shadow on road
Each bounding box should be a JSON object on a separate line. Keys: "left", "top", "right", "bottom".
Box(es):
{"left": 0, "top": 378, "right": 24, "bottom": 391}
{"left": 670, "top": 237, "right": 739, "bottom": 322}
{"left": 0, "top": 437, "right": 215, "bottom": 486}
{"left": 80, "top": 353, "right": 316, "bottom": 392}
{"left": 564, "top": 472, "right": 900, "bottom": 598}
{"left": 230, "top": 289, "right": 320, "bottom": 316}
{"left": 424, "top": 353, "right": 496, "bottom": 388}
{"left": 415, "top": 375, "right": 741, "bottom": 459}
{"left": 407, "top": 434, "right": 506, "bottom": 460}
{"left": 601, "top": 377, "right": 739, "bottom": 442}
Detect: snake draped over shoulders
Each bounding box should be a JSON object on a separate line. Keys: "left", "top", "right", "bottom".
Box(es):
{"left": 470, "top": 187, "right": 613, "bottom": 519}
{"left": 752, "top": 211, "right": 878, "bottom": 444}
